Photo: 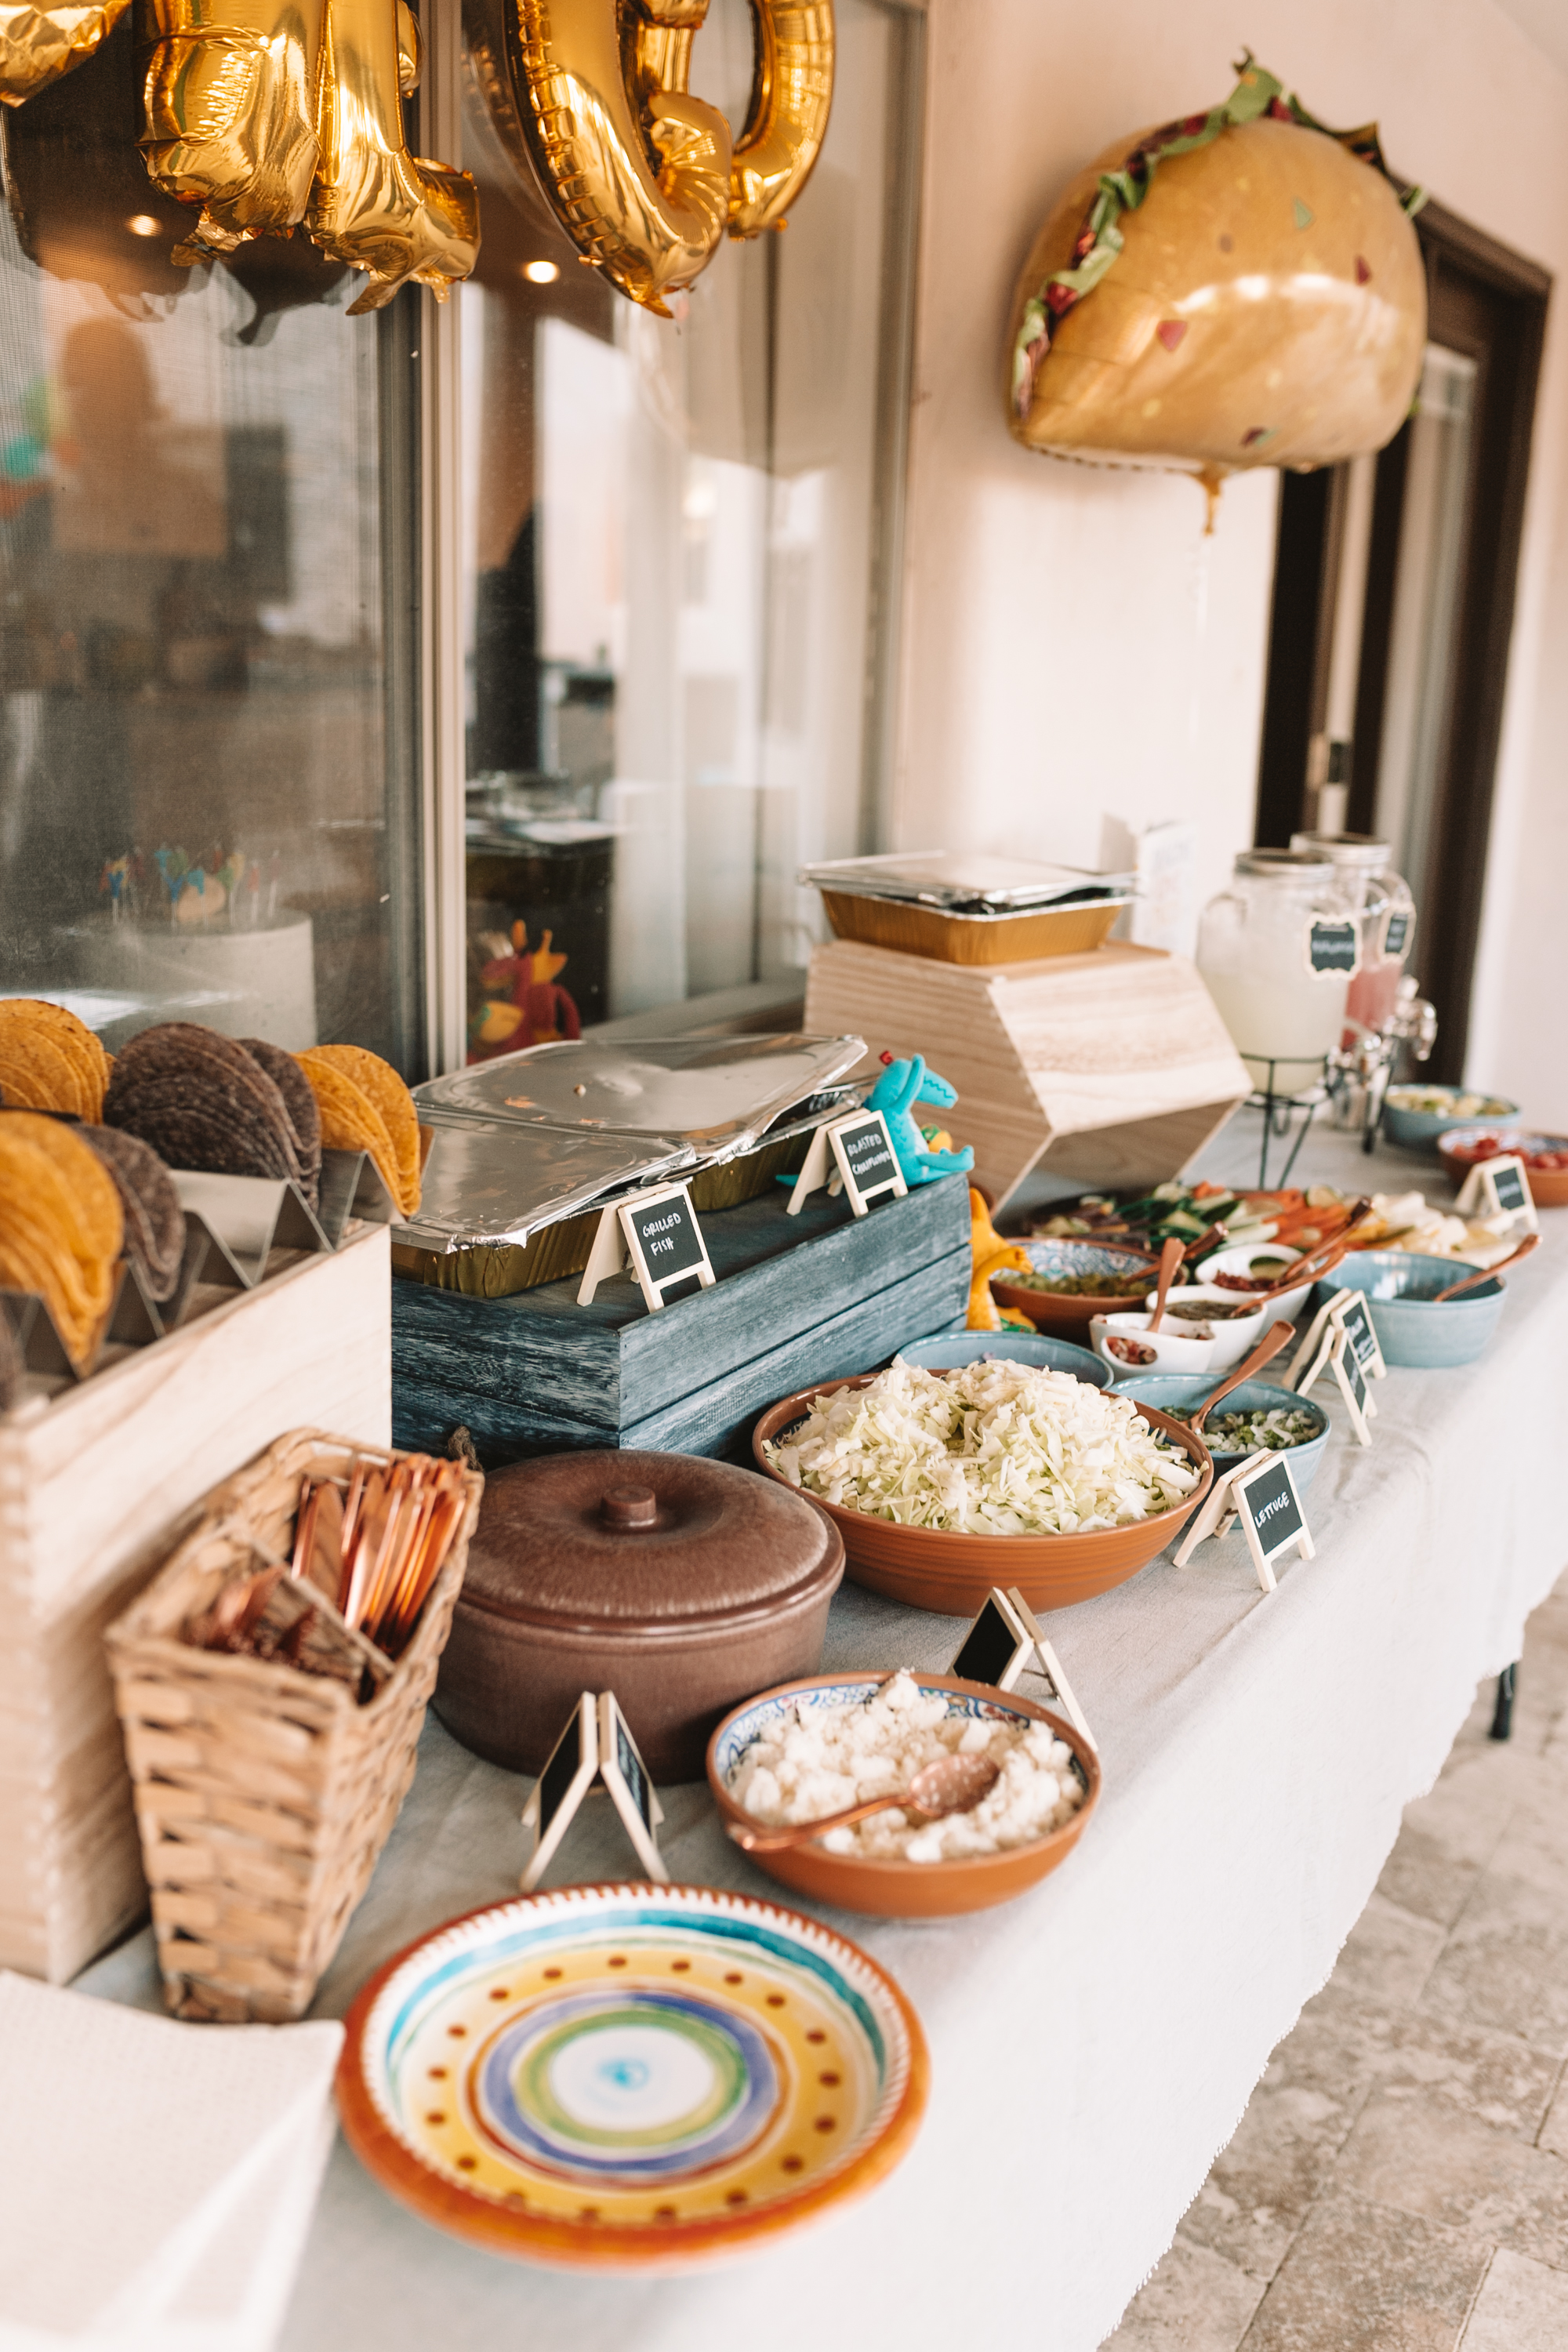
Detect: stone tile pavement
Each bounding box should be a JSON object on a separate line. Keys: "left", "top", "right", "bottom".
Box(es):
{"left": 1105, "top": 1571, "right": 1568, "bottom": 2350}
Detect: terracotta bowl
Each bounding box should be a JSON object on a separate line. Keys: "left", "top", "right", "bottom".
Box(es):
{"left": 708, "top": 1674, "right": 1102, "bottom": 1918}
{"left": 989, "top": 1237, "right": 1171, "bottom": 1334}
{"left": 1436, "top": 1126, "right": 1568, "bottom": 1209}
{"left": 750, "top": 1376, "right": 1212, "bottom": 1613}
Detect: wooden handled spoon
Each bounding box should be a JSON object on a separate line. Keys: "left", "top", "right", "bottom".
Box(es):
{"left": 1431, "top": 1232, "right": 1540, "bottom": 1301}
{"left": 727, "top": 1751, "right": 1000, "bottom": 1854}
{"left": 1246, "top": 1206, "right": 1371, "bottom": 1305}
{"left": 1189, "top": 1321, "right": 1298, "bottom": 1431}
{"left": 1145, "top": 1236, "right": 1186, "bottom": 1335}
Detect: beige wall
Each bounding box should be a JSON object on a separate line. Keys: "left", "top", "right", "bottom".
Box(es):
{"left": 895, "top": 0, "right": 1568, "bottom": 1117}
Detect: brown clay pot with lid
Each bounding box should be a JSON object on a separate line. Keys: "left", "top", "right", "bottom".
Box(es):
{"left": 432, "top": 1450, "right": 845, "bottom": 1783}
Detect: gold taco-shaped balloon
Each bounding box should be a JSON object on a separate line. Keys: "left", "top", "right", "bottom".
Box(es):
{"left": 1006, "top": 54, "right": 1427, "bottom": 482}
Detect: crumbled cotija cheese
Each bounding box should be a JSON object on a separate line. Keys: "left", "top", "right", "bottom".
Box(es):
{"left": 728, "top": 1671, "right": 1087, "bottom": 1862}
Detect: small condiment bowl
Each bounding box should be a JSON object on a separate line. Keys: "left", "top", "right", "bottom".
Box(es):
{"left": 1313, "top": 1250, "right": 1507, "bottom": 1368}
{"left": 1090, "top": 1310, "right": 1215, "bottom": 1376}
{"left": 895, "top": 1330, "right": 1112, "bottom": 1389}
{"left": 708, "top": 1672, "right": 1102, "bottom": 1918}
{"left": 1194, "top": 1243, "right": 1315, "bottom": 1327}
{"left": 1109, "top": 1375, "right": 1332, "bottom": 1494}
{"left": 1381, "top": 1089, "right": 1519, "bottom": 1155}
{"left": 1141, "top": 1283, "right": 1272, "bottom": 1370}
{"left": 990, "top": 1238, "right": 1171, "bottom": 1334}
{"left": 1436, "top": 1126, "right": 1568, "bottom": 1209}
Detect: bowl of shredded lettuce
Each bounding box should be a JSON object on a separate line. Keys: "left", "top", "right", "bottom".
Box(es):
{"left": 753, "top": 1358, "right": 1212, "bottom": 1613}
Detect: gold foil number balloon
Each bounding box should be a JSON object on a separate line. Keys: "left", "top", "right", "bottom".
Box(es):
{"left": 138, "top": 0, "right": 475, "bottom": 303}
{"left": 728, "top": 0, "right": 831, "bottom": 238}
{"left": 504, "top": 0, "right": 833, "bottom": 313}
{"left": 136, "top": 0, "right": 325, "bottom": 260}
{"left": 0, "top": 0, "right": 129, "bottom": 107}
{"left": 308, "top": 0, "right": 478, "bottom": 309}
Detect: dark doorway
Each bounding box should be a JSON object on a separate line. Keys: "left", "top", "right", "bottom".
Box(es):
{"left": 1253, "top": 201, "right": 1549, "bottom": 1080}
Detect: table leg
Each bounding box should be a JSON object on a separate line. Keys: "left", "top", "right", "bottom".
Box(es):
{"left": 1489, "top": 1664, "right": 1518, "bottom": 1741}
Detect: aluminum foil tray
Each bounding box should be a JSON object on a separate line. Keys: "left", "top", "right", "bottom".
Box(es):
{"left": 799, "top": 851, "right": 1137, "bottom": 913}
{"left": 412, "top": 1033, "right": 866, "bottom": 1153}
{"left": 396, "top": 1120, "right": 691, "bottom": 1257}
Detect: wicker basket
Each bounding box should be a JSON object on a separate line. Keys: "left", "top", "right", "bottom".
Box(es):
{"left": 106, "top": 1429, "right": 482, "bottom": 2023}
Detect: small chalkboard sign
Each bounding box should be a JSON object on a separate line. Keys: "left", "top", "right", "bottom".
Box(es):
{"left": 1230, "top": 1450, "right": 1314, "bottom": 1587}
{"left": 950, "top": 1588, "right": 1033, "bottom": 1690}
{"left": 947, "top": 1586, "right": 1096, "bottom": 1751}
{"left": 521, "top": 1690, "right": 667, "bottom": 1891}
{"left": 1329, "top": 1328, "right": 1374, "bottom": 1446}
{"left": 1286, "top": 1295, "right": 1339, "bottom": 1396}
{"left": 787, "top": 1108, "right": 908, "bottom": 1218}
{"left": 1332, "top": 1289, "right": 1385, "bottom": 1381}
{"left": 576, "top": 1181, "right": 716, "bottom": 1310}
{"left": 1306, "top": 917, "right": 1359, "bottom": 977}
{"left": 1381, "top": 908, "right": 1411, "bottom": 960}
{"left": 1455, "top": 1152, "right": 1537, "bottom": 1235}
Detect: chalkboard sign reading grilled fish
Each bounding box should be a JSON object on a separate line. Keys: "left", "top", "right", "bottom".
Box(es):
{"left": 576, "top": 1181, "right": 716, "bottom": 1311}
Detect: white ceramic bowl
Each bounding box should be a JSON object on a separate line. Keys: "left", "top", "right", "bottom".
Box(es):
{"left": 1194, "top": 1243, "right": 1314, "bottom": 1327}
{"left": 1090, "top": 1310, "right": 1214, "bottom": 1375}
{"left": 1144, "top": 1283, "right": 1272, "bottom": 1370}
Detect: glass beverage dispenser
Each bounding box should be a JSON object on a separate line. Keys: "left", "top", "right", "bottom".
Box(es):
{"left": 1289, "top": 831, "right": 1416, "bottom": 1040}
{"left": 1196, "top": 848, "right": 1359, "bottom": 1094}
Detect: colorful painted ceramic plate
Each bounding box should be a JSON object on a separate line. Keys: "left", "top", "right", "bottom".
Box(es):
{"left": 336, "top": 1881, "right": 929, "bottom": 2270}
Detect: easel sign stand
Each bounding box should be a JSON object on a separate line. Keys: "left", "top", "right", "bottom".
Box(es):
{"left": 1454, "top": 1153, "right": 1538, "bottom": 1238}
{"left": 577, "top": 1181, "right": 715, "bottom": 1311}
{"left": 1328, "top": 1328, "right": 1375, "bottom": 1446}
{"left": 1174, "top": 1450, "right": 1315, "bottom": 1592}
{"left": 521, "top": 1692, "right": 668, "bottom": 1892}
{"left": 786, "top": 1109, "right": 907, "bottom": 1218}
{"left": 949, "top": 1585, "right": 1096, "bottom": 1753}
{"left": 1287, "top": 1288, "right": 1385, "bottom": 1396}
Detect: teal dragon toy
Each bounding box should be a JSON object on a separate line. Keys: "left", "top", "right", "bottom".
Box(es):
{"left": 865, "top": 1052, "right": 975, "bottom": 1186}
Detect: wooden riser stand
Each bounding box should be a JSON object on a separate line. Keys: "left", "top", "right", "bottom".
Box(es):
{"left": 804, "top": 939, "right": 1250, "bottom": 1208}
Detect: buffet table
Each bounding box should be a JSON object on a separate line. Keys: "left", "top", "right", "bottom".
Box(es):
{"left": 78, "top": 1114, "right": 1568, "bottom": 2352}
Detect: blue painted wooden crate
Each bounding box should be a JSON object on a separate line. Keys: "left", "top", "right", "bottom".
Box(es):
{"left": 392, "top": 1172, "right": 971, "bottom": 1465}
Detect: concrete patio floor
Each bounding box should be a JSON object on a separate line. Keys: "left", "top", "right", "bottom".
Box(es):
{"left": 1105, "top": 1570, "right": 1568, "bottom": 2351}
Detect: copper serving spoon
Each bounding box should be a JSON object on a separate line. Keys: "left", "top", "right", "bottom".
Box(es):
{"left": 728, "top": 1752, "right": 1001, "bottom": 1854}
{"left": 1189, "top": 1320, "right": 1298, "bottom": 1431}
{"left": 1431, "top": 1232, "right": 1541, "bottom": 1301}
{"left": 1145, "top": 1235, "right": 1186, "bottom": 1335}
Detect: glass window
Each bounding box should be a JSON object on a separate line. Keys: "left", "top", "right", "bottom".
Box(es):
{"left": 457, "top": 0, "right": 921, "bottom": 1060}
{"left": 0, "top": 23, "right": 424, "bottom": 1072}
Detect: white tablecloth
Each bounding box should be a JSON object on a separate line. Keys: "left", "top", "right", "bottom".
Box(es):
{"left": 79, "top": 1114, "right": 1568, "bottom": 2352}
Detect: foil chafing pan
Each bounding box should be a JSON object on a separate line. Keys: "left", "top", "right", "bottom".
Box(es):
{"left": 411, "top": 1032, "right": 866, "bottom": 1152}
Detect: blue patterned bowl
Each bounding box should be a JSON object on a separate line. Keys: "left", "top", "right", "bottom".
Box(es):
{"left": 991, "top": 1238, "right": 1170, "bottom": 1333}
{"left": 1313, "top": 1250, "right": 1506, "bottom": 1367}
{"left": 1109, "top": 1375, "right": 1331, "bottom": 1492}
{"left": 710, "top": 1672, "right": 1101, "bottom": 1917}
{"left": 894, "top": 1330, "right": 1112, "bottom": 1388}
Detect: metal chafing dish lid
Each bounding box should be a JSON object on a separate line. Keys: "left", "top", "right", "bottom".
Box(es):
{"left": 394, "top": 1120, "right": 693, "bottom": 1254}
{"left": 797, "top": 851, "right": 1138, "bottom": 911}
{"left": 412, "top": 1033, "right": 866, "bottom": 1151}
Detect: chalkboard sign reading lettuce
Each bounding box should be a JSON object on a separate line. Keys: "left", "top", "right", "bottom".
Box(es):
{"left": 1232, "top": 1450, "right": 1315, "bottom": 1590}
{"left": 1307, "top": 918, "right": 1359, "bottom": 976}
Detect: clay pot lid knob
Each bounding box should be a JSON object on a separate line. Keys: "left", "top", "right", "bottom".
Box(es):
{"left": 600, "top": 1485, "right": 659, "bottom": 1531}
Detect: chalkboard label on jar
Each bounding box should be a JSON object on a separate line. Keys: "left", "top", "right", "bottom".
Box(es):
{"left": 1381, "top": 909, "right": 1411, "bottom": 960}
{"left": 1306, "top": 918, "right": 1359, "bottom": 977}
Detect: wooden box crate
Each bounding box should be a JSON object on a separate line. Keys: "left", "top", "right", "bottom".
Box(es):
{"left": 0, "top": 1224, "right": 390, "bottom": 1984}
{"left": 107, "top": 1428, "right": 482, "bottom": 2023}
{"left": 804, "top": 940, "right": 1250, "bottom": 1207}
{"left": 392, "top": 1172, "right": 972, "bottom": 1466}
